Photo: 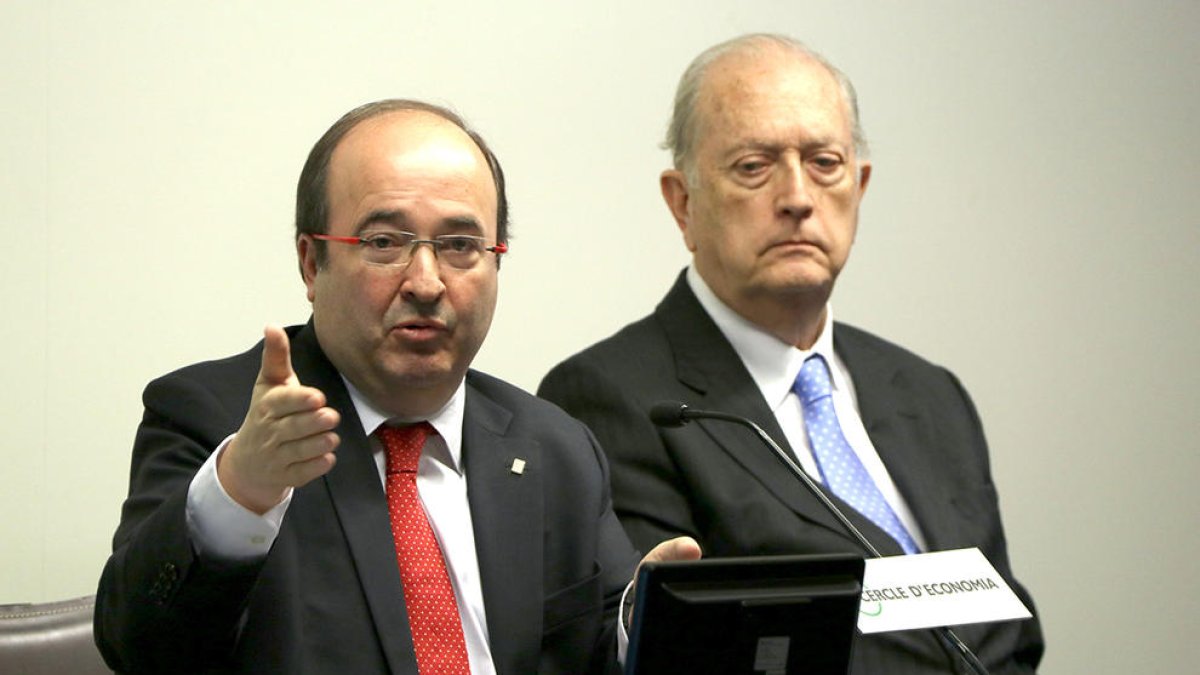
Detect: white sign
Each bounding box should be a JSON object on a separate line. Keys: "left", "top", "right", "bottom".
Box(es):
{"left": 857, "top": 547, "right": 1031, "bottom": 634}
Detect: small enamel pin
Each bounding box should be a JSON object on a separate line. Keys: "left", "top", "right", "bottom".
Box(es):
{"left": 510, "top": 458, "right": 526, "bottom": 475}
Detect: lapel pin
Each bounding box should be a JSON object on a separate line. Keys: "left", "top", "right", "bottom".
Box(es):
{"left": 510, "top": 458, "right": 526, "bottom": 475}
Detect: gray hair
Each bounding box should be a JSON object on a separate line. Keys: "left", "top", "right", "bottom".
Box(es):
{"left": 663, "top": 34, "right": 868, "bottom": 177}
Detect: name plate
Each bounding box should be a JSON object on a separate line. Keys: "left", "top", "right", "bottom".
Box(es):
{"left": 857, "top": 547, "right": 1031, "bottom": 634}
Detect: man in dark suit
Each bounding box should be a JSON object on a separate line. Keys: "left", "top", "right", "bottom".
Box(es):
{"left": 539, "top": 34, "right": 1044, "bottom": 673}
{"left": 95, "top": 99, "right": 698, "bottom": 674}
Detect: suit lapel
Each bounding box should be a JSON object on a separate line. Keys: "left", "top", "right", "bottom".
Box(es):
{"left": 655, "top": 276, "right": 868, "bottom": 548}
{"left": 462, "top": 376, "right": 543, "bottom": 675}
{"left": 834, "top": 325, "right": 956, "bottom": 551}
{"left": 288, "top": 323, "right": 418, "bottom": 674}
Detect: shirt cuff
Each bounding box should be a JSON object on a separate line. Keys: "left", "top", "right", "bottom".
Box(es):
{"left": 617, "top": 579, "right": 634, "bottom": 665}
{"left": 186, "top": 433, "right": 292, "bottom": 561}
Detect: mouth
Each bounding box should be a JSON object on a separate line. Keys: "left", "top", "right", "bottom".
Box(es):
{"left": 766, "top": 239, "right": 823, "bottom": 255}
{"left": 391, "top": 319, "right": 448, "bottom": 342}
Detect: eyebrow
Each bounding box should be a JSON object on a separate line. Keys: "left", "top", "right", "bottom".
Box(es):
{"left": 438, "top": 215, "right": 486, "bottom": 236}
{"left": 720, "top": 139, "right": 777, "bottom": 156}
{"left": 354, "top": 210, "right": 408, "bottom": 234}
{"left": 722, "top": 137, "right": 848, "bottom": 160}
{"left": 353, "top": 210, "right": 485, "bottom": 236}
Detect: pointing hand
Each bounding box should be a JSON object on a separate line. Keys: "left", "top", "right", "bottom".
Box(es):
{"left": 218, "top": 326, "right": 341, "bottom": 514}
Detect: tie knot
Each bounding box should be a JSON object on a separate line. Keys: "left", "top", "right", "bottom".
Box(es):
{"left": 794, "top": 354, "right": 834, "bottom": 404}
{"left": 379, "top": 422, "right": 434, "bottom": 475}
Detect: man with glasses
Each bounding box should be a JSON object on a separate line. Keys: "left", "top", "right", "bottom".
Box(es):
{"left": 539, "top": 35, "right": 1044, "bottom": 673}
{"left": 95, "top": 99, "right": 698, "bottom": 674}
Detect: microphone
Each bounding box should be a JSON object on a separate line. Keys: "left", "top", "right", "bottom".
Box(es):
{"left": 649, "top": 400, "right": 990, "bottom": 675}
{"left": 649, "top": 401, "right": 746, "bottom": 429}
{"left": 647, "top": 401, "right": 690, "bottom": 427}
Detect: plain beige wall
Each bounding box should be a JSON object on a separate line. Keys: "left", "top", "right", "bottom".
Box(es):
{"left": 3, "top": 1, "right": 1197, "bottom": 672}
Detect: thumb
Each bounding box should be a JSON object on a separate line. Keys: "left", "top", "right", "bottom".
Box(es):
{"left": 642, "top": 536, "right": 703, "bottom": 565}
{"left": 629, "top": 536, "right": 703, "bottom": 623}
{"left": 258, "top": 325, "right": 298, "bottom": 386}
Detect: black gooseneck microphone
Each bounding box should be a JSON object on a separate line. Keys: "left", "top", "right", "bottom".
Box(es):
{"left": 649, "top": 400, "right": 990, "bottom": 675}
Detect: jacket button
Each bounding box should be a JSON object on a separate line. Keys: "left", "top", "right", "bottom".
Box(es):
{"left": 150, "top": 562, "right": 179, "bottom": 606}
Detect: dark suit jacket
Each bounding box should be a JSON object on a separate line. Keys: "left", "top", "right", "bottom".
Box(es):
{"left": 538, "top": 272, "right": 1044, "bottom": 674}
{"left": 95, "top": 322, "right": 640, "bottom": 675}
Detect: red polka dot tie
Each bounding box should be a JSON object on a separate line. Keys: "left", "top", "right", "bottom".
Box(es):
{"left": 378, "top": 423, "right": 471, "bottom": 675}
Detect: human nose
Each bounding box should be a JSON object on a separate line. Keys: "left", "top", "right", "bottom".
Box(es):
{"left": 775, "top": 156, "right": 814, "bottom": 221}
{"left": 398, "top": 242, "right": 446, "bottom": 303}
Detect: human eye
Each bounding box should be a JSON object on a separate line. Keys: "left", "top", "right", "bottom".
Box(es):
{"left": 728, "top": 153, "right": 775, "bottom": 188}
{"left": 362, "top": 232, "right": 410, "bottom": 250}
{"left": 812, "top": 155, "right": 842, "bottom": 169}
{"left": 808, "top": 152, "right": 847, "bottom": 183}
{"left": 438, "top": 236, "right": 483, "bottom": 254}
{"left": 733, "top": 156, "right": 771, "bottom": 176}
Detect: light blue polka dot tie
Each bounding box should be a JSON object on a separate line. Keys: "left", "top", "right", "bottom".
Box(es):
{"left": 794, "top": 354, "right": 919, "bottom": 555}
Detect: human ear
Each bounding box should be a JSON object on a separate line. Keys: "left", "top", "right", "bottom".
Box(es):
{"left": 660, "top": 169, "right": 697, "bottom": 252}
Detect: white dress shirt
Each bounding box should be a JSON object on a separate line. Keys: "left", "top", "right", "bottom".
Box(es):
{"left": 686, "top": 266, "right": 928, "bottom": 552}
{"left": 186, "top": 379, "right": 498, "bottom": 675}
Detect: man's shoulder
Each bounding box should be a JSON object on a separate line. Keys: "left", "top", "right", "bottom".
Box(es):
{"left": 832, "top": 322, "right": 970, "bottom": 400}
{"left": 467, "top": 369, "right": 585, "bottom": 424}
{"left": 570, "top": 311, "right": 667, "bottom": 360}
{"left": 159, "top": 341, "right": 262, "bottom": 381}
{"left": 144, "top": 324, "right": 311, "bottom": 406}
{"left": 539, "top": 311, "right": 675, "bottom": 399}
{"left": 833, "top": 321, "right": 944, "bottom": 372}
{"left": 466, "top": 370, "right": 607, "bottom": 460}
{"left": 157, "top": 324, "right": 310, "bottom": 374}
{"left": 151, "top": 333, "right": 266, "bottom": 386}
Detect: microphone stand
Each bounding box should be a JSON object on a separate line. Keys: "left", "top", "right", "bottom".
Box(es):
{"left": 656, "top": 404, "right": 990, "bottom": 675}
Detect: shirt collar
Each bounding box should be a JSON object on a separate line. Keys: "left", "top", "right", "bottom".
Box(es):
{"left": 686, "top": 265, "right": 840, "bottom": 412}
{"left": 342, "top": 376, "right": 467, "bottom": 474}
